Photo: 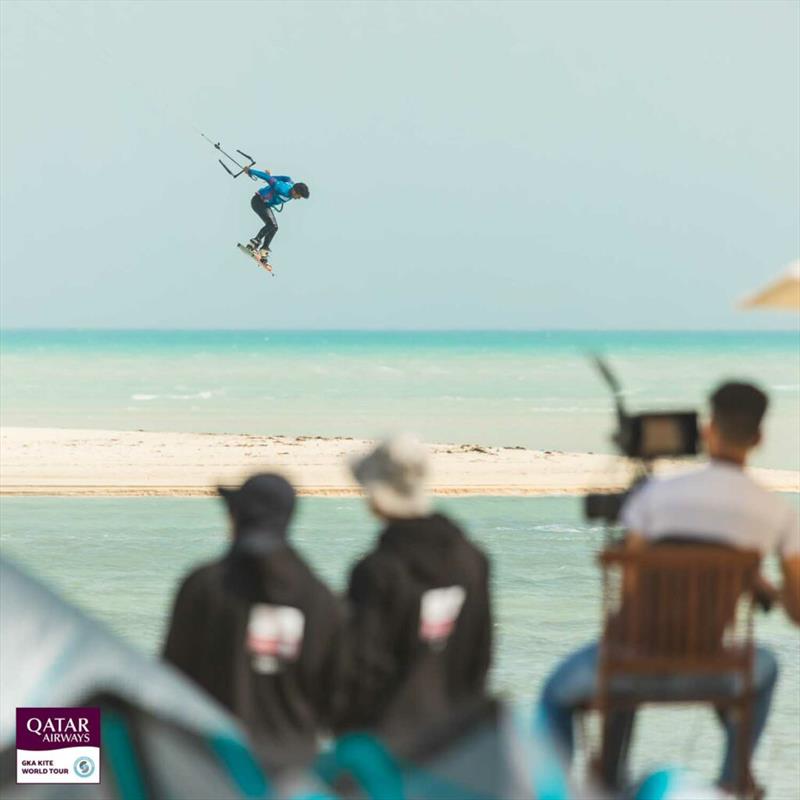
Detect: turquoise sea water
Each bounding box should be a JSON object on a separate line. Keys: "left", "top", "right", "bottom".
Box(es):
{"left": 1, "top": 331, "right": 799, "bottom": 794}
{"left": 1, "top": 330, "right": 799, "bottom": 468}
{"left": 1, "top": 496, "right": 798, "bottom": 796}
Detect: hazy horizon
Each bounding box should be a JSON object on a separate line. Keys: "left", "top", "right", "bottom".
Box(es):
{"left": 2, "top": 326, "right": 799, "bottom": 333}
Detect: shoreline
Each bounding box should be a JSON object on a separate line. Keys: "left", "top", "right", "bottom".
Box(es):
{"left": 0, "top": 486, "right": 629, "bottom": 497}
{"left": 2, "top": 427, "right": 798, "bottom": 498}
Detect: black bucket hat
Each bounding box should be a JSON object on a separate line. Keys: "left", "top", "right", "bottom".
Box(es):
{"left": 218, "top": 473, "right": 296, "bottom": 555}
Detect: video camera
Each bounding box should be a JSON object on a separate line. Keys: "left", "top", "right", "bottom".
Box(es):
{"left": 584, "top": 357, "right": 699, "bottom": 524}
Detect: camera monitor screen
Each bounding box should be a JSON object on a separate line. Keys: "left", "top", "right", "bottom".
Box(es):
{"left": 629, "top": 412, "right": 699, "bottom": 459}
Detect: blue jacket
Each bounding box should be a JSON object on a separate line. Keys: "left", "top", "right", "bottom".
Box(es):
{"left": 250, "top": 169, "right": 294, "bottom": 208}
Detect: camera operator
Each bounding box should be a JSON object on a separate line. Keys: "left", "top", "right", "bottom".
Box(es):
{"left": 539, "top": 381, "right": 800, "bottom": 792}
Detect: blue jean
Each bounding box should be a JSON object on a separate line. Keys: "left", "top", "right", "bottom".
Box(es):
{"left": 538, "top": 642, "right": 779, "bottom": 785}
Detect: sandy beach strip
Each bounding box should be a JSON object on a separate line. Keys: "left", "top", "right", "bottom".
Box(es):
{"left": 1, "top": 427, "right": 798, "bottom": 498}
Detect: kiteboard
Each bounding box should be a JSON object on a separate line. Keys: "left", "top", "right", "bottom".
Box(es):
{"left": 236, "top": 243, "right": 275, "bottom": 276}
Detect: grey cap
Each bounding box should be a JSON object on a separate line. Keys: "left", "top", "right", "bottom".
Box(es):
{"left": 350, "top": 435, "right": 432, "bottom": 518}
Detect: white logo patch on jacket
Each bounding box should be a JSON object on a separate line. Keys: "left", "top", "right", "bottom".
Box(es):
{"left": 419, "top": 585, "right": 466, "bottom": 647}
{"left": 246, "top": 604, "right": 305, "bottom": 674}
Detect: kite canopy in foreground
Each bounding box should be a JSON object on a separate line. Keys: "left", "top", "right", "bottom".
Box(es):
{"left": 740, "top": 260, "right": 800, "bottom": 311}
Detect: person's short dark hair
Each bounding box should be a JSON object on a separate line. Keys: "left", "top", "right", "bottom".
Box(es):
{"left": 710, "top": 381, "right": 768, "bottom": 446}
{"left": 293, "top": 182, "right": 309, "bottom": 198}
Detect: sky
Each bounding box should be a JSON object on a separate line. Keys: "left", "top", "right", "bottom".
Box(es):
{"left": 0, "top": 0, "right": 798, "bottom": 330}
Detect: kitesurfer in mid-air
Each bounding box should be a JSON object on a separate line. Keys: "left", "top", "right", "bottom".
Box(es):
{"left": 244, "top": 166, "right": 309, "bottom": 261}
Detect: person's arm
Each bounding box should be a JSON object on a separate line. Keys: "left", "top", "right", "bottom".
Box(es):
{"left": 333, "top": 556, "right": 398, "bottom": 732}
{"left": 311, "top": 599, "right": 343, "bottom": 725}
{"left": 270, "top": 175, "right": 291, "bottom": 182}
{"left": 774, "top": 506, "right": 800, "bottom": 624}
{"left": 245, "top": 167, "right": 273, "bottom": 182}
{"left": 466, "top": 552, "right": 493, "bottom": 692}
{"left": 162, "top": 572, "right": 206, "bottom": 680}
{"left": 620, "top": 485, "right": 652, "bottom": 595}
{"left": 780, "top": 556, "right": 800, "bottom": 624}
{"left": 620, "top": 481, "right": 652, "bottom": 544}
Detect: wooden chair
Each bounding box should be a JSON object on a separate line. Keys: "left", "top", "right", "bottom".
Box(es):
{"left": 593, "top": 543, "right": 761, "bottom": 797}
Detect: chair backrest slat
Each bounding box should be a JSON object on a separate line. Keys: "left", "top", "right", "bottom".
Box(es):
{"left": 598, "top": 545, "right": 758, "bottom": 675}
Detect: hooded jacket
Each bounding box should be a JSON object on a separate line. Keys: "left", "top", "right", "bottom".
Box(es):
{"left": 336, "top": 513, "right": 492, "bottom": 747}
{"left": 163, "top": 496, "right": 342, "bottom": 771}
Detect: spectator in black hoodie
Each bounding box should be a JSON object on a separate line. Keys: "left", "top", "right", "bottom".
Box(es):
{"left": 336, "top": 435, "right": 493, "bottom": 750}
{"left": 163, "top": 473, "right": 342, "bottom": 771}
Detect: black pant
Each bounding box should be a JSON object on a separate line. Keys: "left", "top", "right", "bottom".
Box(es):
{"left": 250, "top": 194, "right": 278, "bottom": 248}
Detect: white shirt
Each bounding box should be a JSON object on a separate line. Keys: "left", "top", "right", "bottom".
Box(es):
{"left": 620, "top": 460, "right": 800, "bottom": 557}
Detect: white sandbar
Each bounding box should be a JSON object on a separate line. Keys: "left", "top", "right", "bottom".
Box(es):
{"left": 1, "top": 427, "right": 797, "bottom": 497}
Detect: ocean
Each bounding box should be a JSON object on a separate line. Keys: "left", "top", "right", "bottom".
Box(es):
{"left": 1, "top": 495, "right": 798, "bottom": 796}
{"left": 1, "top": 329, "right": 798, "bottom": 468}
{"left": 1, "top": 330, "right": 799, "bottom": 794}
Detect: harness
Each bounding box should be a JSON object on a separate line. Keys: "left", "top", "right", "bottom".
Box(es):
{"left": 262, "top": 185, "right": 293, "bottom": 213}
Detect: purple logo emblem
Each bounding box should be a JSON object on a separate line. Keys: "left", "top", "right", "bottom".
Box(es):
{"left": 17, "top": 708, "right": 101, "bottom": 784}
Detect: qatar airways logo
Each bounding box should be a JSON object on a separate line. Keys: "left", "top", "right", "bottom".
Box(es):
{"left": 17, "top": 708, "right": 100, "bottom": 784}
{"left": 25, "top": 716, "right": 91, "bottom": 745}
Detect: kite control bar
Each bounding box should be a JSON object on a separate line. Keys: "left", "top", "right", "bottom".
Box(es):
{"left": 219, "top": 147, "right": 255, "bottom": 178}
{"left": 199, "top": 131, "right": 256, "bottom": 179}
